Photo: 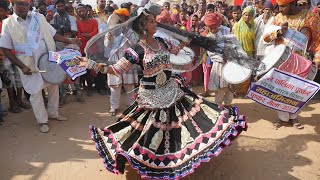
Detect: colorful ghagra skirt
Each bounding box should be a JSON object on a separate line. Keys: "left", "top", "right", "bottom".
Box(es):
{"left": 90, "top": 79, "right": 247, "bottom": 179}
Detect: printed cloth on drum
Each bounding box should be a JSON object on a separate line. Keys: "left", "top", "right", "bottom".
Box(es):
{"left": 278, "top": 52, "right": 312, "bottom": 78}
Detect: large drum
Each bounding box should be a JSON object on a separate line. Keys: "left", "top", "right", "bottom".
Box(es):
{"left": 38, "top": 52, "right": 66, "bottom": 84}
{"left": 170, "top": 47, "right": 199, "bottom": 72}
{"left": 256, "top": 44, "right": 288, "bottom": 76}
{"left": 257, "top": 44, "right": 317, "bottom": 81}
{"left": 222, "top": 61, "right": 252, "bottom": 94}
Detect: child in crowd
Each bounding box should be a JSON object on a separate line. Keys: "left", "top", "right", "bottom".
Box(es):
{"left": 56, "top": 28, "right": 85, "bottom": 107}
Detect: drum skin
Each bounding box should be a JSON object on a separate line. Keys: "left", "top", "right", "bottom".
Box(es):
{"left": 222, "top": 61, "right": 252, "bottom": 95}
{"left": 170, "top": 47, "right": 199, "bottom": 72}
{"left": 38, "top": 53, "right": 66, "bottom": 84}
{"left": 222, "top": 61, "right": 252, "bottom": 84}
{"left": 256, "top": 44, "right": 287, "bottom": 76}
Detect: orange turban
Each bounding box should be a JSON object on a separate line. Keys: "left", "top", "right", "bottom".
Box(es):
{"left": 114, "top": 8, "right": 130, "bottom": 17}
{"left": 276, "top": 0, "right": 296, "bottom": 5}
{"left": 204, "top": 13, "right": 223, "bottom": 29}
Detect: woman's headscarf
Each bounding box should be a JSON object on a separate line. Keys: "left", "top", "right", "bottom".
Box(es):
{"left": 232, "top": 6, "right": 255, "bottom": 56}
{"left": 242, "top": 6, "right": 254, "bottom": 25}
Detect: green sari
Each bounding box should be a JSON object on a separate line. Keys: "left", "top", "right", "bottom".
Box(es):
{"left": 232, "top": 6, "right": 255, "bottom": 57}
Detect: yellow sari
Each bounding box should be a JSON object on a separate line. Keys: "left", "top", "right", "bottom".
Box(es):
{"left": 232, "top": 6, "right": 255, "bottom": 57}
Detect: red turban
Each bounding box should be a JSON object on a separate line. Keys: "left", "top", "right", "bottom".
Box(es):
{"left": 204, "top": 13, "right": 223, "bottom": 29}
{"left": 276, "top": 0, "right": 296, "bottom": 5}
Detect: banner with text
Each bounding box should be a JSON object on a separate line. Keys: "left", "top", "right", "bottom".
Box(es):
{"left": 264, "top": 25, "right": 308, "bottom": 51}
{"left": 49, "top": 49, "right": 86, "bottom": 80}
{"left": 247, "top": 68, "right": 320, "bottom": 113}
{"left": 284, "top": 29, "right": 308, "bottom": 52}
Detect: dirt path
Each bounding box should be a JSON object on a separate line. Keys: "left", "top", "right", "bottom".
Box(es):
{"left": 1, "top": 87, "right": 320, "bottom": 180}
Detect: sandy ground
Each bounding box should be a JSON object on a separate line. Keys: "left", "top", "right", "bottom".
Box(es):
{"left": 0, "top": 86, "right": 320, "bottom": 180}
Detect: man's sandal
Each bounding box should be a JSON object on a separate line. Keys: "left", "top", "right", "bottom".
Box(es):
{"left": 289, "top": 119, "right": 304, "bottom": 130}
{"left": 109, "top": 109, "right": 117, "bottom": 116}
{"left": 273, "top": 119, "right": 283, "bottom": 129}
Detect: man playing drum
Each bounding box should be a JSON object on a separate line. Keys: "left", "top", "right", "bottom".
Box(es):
{"left": 0, "top": 0, "right": 80, "bottom": 133}
{"left": 263, "top": 0, "right": 320, "bottom": 129}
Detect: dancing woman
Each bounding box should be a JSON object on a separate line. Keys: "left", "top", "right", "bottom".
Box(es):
{"left": 76, "top": 8, "right": 247, "bottom": 180}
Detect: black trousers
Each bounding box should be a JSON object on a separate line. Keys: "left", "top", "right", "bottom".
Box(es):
{"left": 94, "top": 72, "right": 107, "bottom": 90}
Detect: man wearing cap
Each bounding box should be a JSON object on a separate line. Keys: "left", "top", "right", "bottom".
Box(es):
{"left": 254, "top": 1, "right": 274, "bottom": 60}
{"left": 0, "top": 0, "right": 81, "bottom": 133}
{"left": 264, "top": 0, "right": 320, "bottom": 130}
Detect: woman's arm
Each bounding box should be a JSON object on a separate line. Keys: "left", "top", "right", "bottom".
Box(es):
{"left": 75, "top": 47, "right": 140, "bottom": 76}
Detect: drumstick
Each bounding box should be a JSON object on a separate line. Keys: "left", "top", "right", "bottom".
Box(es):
{"left": 30, "top": 70, "right": 47, "bottom": 73}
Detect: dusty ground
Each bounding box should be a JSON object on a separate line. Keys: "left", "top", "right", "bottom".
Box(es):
{"left": 0, "top": 87, "right": 320, "bottom": 180}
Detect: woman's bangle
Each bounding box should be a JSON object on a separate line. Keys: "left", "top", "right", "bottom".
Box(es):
{"left": 86, "top": 59, "right": 96, "bottom": 69}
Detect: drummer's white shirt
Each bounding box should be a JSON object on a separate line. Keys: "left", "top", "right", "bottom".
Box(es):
{"left": 0, "top": 12, "right": 56, "bottom": 94}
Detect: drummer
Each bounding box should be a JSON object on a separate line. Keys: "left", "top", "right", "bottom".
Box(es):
{"left": 204, "top": 13, "right": 234, "bottom": 107}
{"left": 0, "top": 0, "right": 81, "bottom": 133}
{"left": 263, "top": 0, "right": 320, "bottom": 129}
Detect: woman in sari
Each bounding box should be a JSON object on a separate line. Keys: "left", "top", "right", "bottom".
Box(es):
{"left": 186, "top": 14, "right": 203, "bottom": 87}
{"left": 232, "top": 6, "right": 256, "bottom": 57}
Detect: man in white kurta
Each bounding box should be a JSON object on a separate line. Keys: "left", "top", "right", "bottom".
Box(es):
{"left": 0, "top": 0, "right": 79, "bottom": 133}
{"left": 254, "top": 1, "right": 274, "bottom": 60}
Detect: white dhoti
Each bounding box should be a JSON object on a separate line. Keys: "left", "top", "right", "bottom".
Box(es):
{"left": 108, "top": 68, "right": 138, "bottom": 109}
{"left": 30, "top": 83, "right": 59, "bottom": 124}
{"left": 277, "top": 111, "right": 300, "bottom": 122}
